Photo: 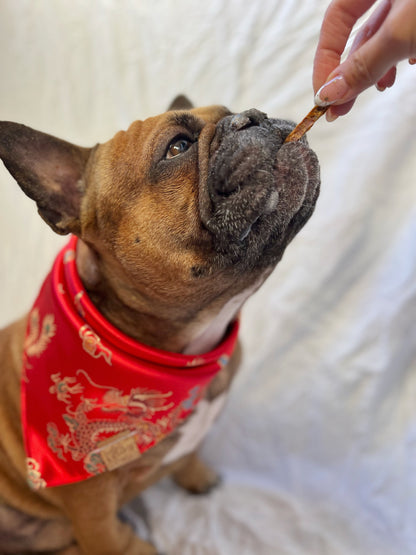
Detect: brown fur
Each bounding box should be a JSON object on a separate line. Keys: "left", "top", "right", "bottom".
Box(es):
{"left": 0, "top": 98, "right": 319, "bottom": 554}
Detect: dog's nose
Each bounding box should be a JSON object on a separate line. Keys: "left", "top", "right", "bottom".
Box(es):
{"left": 230, "top": 114, "right": 251, "bottom": 131}
{"left": 230, "top": 109, "right": 267, "bottom": 131}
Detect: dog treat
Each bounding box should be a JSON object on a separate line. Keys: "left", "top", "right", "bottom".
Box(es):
{"left": 284, "top": 105, "right": 329, "bottom": 143}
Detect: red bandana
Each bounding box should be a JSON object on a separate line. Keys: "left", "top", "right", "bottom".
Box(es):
{"left": 21, "top": 236, "right": 239, "bottom": 490}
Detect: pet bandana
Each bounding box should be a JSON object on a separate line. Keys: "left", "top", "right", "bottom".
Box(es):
{"left": 21, "top": 236, "right": 239, "bottom": 490}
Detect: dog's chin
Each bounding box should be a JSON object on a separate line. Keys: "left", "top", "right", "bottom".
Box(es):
{"left": 200, "top": 110, "right": 320, "bottom": 271}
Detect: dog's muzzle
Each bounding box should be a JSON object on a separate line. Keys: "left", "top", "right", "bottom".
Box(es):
{"left": 200, "top": 109, "right": 320, "bottom": 269}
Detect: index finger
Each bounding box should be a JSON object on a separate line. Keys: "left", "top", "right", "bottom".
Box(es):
{"left": 313, "top": 0, "right": 379, "bottom": 92}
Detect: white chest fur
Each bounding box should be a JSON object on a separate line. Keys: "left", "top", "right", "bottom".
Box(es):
{"left": 162, "top": 394, "right": 227, "bottom": 466}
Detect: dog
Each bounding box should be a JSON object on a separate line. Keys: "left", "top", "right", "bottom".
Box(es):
{"left": 0, "top": 95, "right": 320, "bottom": 554}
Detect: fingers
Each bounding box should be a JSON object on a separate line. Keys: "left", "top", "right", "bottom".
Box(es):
{"left": 326, "top": 99, "right": 355, "bottom": 122}
{"left": 315, "top": 23, "right": 410, "bottom": 107}
{"left": 341, "top": 2, "right": 396, "bottom": 95}
{"left": 315, "top": 0, "right": 387, "bottom": 121}
{"left": 313, "top": 0, "right": 416, "bottom": 119}
{"left": 313, "top": 0, "right": 379, "bottom": 92}
{"left": 376, "top": 66, "right": 397, "bottom": 91}
{"left": 348, "top": 0, "right": 392, "bottom": 58}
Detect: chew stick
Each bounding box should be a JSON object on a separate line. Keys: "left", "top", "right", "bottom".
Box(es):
{"left": 284, "top": 105, "right": 329, "bottom": 143}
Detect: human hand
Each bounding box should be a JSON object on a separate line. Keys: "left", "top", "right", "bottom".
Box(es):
{"left": 313, "top": 0, "right": 416, "bottom": 121}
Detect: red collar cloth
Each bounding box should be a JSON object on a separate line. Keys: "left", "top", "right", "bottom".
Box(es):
{"left": 21, "top": 236, "right": 239, "bottom": 490}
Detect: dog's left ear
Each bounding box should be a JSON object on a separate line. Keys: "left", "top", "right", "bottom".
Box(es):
{"left": 168, "top": 95, "right": 194, "bottom": 111}
{"left": 0, "top": 121, "right": 91, "bottom": 235}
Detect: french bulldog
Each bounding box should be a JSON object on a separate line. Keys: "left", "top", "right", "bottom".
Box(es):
{"left": 0, "top": 96, "right": 320, "bottom": 554}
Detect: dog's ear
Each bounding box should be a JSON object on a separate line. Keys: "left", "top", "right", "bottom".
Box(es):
{"left": 0, "top": 121, "right": 91, "bottom": 235}
{"left": 168, "top": 95, "right": 194, "bottom": 111}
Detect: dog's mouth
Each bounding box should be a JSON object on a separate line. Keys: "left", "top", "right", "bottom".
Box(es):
{"left": 199, "top": 109, "right": 320, "bottom": 270}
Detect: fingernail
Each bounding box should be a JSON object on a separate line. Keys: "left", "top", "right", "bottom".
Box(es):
{"left": 315, "top": 75, "right": 349, "bottom": 107}
{"left": 376, "top": 83, "right": 386, "bottom": 92}
{"left": 409, "top": 57, "right": 416, "bottom": 65}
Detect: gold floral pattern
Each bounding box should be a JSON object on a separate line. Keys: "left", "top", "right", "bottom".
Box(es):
{"left": 26, "top": 458, "right": 46, "bottom": 490}
{"left": 186, "top": 357, "right": 206, "bottom": 367}
{"left": 24, "top": 308, "right": 56, "bottom": 358}
{"left": 74, "top": 291, "right": 85, "bottom": 317}
{"left": 49, "top": 373, "right": 84, "bottom": 404}
{"left": 79, "top": 325, "right": 112, "bottom": 365}
{"left": 63, "top": 249, "right": 76, "bottom": 264}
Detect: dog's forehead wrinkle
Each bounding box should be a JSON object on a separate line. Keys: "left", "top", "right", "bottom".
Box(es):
{"left": 169, "top": 112, "right": 203, "bottom": 132}
{"left": 191, "top": 104, "right": 232, "bottom": 124}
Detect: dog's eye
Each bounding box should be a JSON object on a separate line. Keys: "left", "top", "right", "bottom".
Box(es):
{"left": 166, "top": 136, "right": 193, "bottom": 159}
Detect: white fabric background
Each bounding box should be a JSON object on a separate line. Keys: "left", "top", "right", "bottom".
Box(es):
{"left": 1, "top": 1, "right": 415, "bottom": 554}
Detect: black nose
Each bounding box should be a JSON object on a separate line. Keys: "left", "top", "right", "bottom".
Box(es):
{"left": 209, "top": 109, "right": 271, "bottom": 198}
{"left": 229, "top": 113, "right": 251, "bottom": 131}
{"left": 229, "top": 109, "right": 267, "bottom": 131}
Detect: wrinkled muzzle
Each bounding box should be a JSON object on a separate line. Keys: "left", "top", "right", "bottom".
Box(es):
{"left": 199, "top": 109, "right": 320, "bottom": 269}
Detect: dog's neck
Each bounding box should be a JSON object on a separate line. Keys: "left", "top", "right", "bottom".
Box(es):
{"left": 87, "top": 290, "right": 240, "bottom": 355}
{"left": 76, "top": 240, "right": 249, "bottom": 355}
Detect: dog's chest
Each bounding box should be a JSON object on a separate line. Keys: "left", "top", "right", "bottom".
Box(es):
{"left": 162, "top": 393, "right": 227, "bottom": 465}
{"left": 161, "top": 347, "right": 239, "bottom": 465}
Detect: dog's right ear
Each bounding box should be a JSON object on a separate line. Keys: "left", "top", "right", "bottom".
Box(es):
{"left": 168, "top": 95, "right": 194, "bottom": 111}
{"left": 0, "top": 122, "right": 91, "bottom": 236}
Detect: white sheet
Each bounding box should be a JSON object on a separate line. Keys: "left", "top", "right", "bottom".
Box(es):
{"left": 1, "top": 1, "right": 415, "bottom": 553}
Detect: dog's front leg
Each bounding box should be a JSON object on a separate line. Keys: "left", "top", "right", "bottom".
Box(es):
{"left": 172, "top": 451, "right": 221, "bottom": 494}
{"left": 45, "top": 473, "right": 156, "bottom": 555}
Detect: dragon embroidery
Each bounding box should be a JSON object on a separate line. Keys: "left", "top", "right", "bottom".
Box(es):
{"left": 47, "top": 370, "right": 186, "bottom": 475}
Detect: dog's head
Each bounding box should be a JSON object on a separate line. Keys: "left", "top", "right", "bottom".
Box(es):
{"left": 0, "top": 97, "right": 319, "bottom": 349}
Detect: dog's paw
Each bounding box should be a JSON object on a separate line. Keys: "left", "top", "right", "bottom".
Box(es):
{"left": 173, "top": 454, "right": 221, "bottom": 495}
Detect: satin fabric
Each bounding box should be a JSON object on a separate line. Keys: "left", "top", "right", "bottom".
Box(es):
{"left": 21, "top": 236, "right": 239, "bottom": 489}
